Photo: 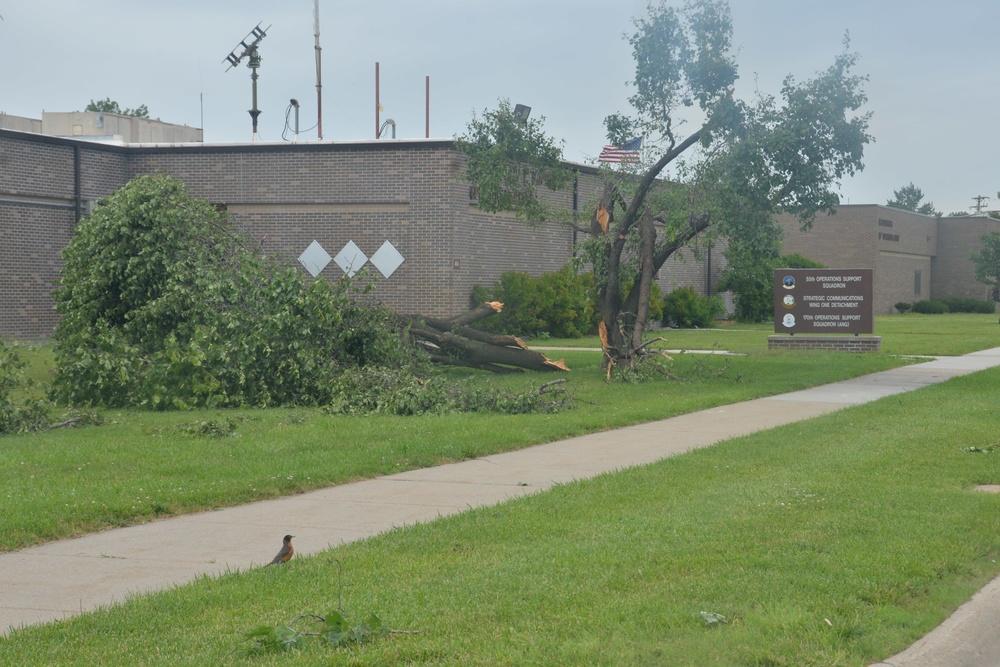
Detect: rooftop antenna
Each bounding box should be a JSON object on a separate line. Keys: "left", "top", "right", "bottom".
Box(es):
{"left": 223, "top": 22, "right": 270, "bottom": 141}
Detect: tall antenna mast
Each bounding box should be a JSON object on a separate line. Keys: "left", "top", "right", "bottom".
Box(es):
{"left": 223, "top": 23, "right": 270, "bottom": 141}
{"left": 314, "top": 0, "right": 323, "bottom": 140}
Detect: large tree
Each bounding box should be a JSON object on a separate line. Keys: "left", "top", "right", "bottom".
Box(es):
{"left": 457, "top": 0, "right": 872, "bottom": 374}
{"left": 887, "top": 182, "right": 940, "bottom": 216}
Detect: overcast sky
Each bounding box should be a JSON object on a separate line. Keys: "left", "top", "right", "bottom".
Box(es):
{"left": 1, "top": 0, "right": 996, "bottom": 215}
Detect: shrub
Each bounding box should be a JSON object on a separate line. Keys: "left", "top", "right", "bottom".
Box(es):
{"left": 911, "top": 299, "right": 948, "bottom": 314}
{"left": 651, "top": 283, "right": 666, "bottom": 322}
{"left": 781, "top": 253, "right": 826, "bottom": 269}
{"left": 624, "top": 280, "right": 666, "bottom": 324}
{"left": 718, "top": 253, "right": 824, "bottom": 324}
{"left": 939, "top": 297, "right": 995, "bottom": 314}
{"left": 475, "top": 267, "right": 599, "bottom": 338}
{"left": 717, "top": 261, "right": 772, "bottom": 323}
{"left": 469, "top": 284, "right": 491, "bottom": 309}
{"left": 662, "top": 287, "right": 725, "bottom": 328}
{"left": 894, "top": 302, "right": 912, "bottom": 313}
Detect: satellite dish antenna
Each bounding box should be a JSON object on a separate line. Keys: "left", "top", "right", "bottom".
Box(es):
{"left": 223, "top": 22, "right": 271, "bottom": 140}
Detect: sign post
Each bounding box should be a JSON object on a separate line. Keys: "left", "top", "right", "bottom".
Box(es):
{"left": 770, "top": 268, "right": 879, "bottom": 351}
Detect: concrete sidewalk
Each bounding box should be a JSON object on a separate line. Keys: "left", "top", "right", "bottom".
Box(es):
{"left": 3, "top": 348, "right": 1000, "bottom": 665}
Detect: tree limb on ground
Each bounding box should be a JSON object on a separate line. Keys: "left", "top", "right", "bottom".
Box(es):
{"left": 402, "top": 302, "right": 569, "bottom": 373}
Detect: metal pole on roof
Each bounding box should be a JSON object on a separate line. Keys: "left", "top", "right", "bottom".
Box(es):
{"left": 314, "top": 0, "right": 323, "bottom": 140}
{"left": 375, "top": 62, "right": 380, "bottom": 139}
{"left": 222, "top": 23, "right": 269, "bottom": 141}
{"left": 248, "top": 47, "right": 262, "bottom": 140}
{"left": 425, "top": 76, "right": 430, "bottom": 138}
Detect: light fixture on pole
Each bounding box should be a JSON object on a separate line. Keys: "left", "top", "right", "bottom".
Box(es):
{"left": 513, "top": 104, "right": 531, "bottom": 124}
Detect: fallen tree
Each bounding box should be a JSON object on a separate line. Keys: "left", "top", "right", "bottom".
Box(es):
{"left": 402, "top": 302, "right": 570, "bottom": 373}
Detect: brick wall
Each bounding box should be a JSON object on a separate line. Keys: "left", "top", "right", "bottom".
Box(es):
{"left": 0, "top": 132, "right": 130, "bottom": 339}
{"left": 6, "top": 127, "right": 989, "bottom": 342}
{"left": 126, "top": 142, "right": 468, "bottom": 316}
{"left": 768, "top": 335, "right": 882, "bottom": 352}
{"left": 936, "top": 216, "right": 1000, "bottom": 302}
{"left": 0, "top": 202, "right": 75, "bottom": 339}
{"left": 2, "top": 133, "right": 634, "bottom": 338}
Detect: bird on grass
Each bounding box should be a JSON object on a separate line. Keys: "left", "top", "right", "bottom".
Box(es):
{"left": 268, "top": 534, "right": 295, "bottom": 565}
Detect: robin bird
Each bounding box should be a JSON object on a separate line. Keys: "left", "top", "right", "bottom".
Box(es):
{"left": 268, "top": 534, "right": 295, "bottom": 565}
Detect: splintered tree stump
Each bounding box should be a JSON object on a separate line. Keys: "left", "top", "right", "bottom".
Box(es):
{"left": 402, "top": 302, "right": 569, "bottom": 373}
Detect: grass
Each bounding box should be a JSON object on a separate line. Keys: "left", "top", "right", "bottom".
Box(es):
{"left": 1, "top": 349, "right": 907, "bottom": 552}
{"left": 1, "top": 313, "right": 999, "bottom": 664}
{"left": 536, "top": 312, "right": 1000, "bottom": 356}
{"left": 1, "top": 365, "right": 998, "bottom": 665}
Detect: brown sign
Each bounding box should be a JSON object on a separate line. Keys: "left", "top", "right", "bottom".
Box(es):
{"left": 773, "top": 269, "right": 874, "bottom": 334}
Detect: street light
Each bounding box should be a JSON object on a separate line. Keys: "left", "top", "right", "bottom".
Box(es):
{"left": 513, "top": 104, "right": 531, "bottom": 125}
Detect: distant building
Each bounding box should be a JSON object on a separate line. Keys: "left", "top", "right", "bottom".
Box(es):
{"left": 0, "top": 110, "right": 202, "bottom": 144}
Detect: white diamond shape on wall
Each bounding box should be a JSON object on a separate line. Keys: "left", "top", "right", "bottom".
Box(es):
{"left": 298, "top": 240, "right": 331, "bottom": 278}
{"left": 369, "top": 240, "right": 405, "bottom": 278}
{"left": 333, "top": 241, "right": 369, "bottom": 278}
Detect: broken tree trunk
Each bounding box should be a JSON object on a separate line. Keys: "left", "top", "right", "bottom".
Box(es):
{"left": 402, "top": 302, "right": 569, "bottom": 373}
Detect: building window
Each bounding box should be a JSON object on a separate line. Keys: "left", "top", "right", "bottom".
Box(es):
{"left": 914, "top": 270, "right": 922, "bottom": 297}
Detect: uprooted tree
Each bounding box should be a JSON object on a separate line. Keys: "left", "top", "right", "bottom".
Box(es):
{"left": 457, "top": 0, "right": 872, "bottom": 374}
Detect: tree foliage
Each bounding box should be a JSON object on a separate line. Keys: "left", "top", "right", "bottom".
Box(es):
{"left": 457, "top": 0, "right": 872, "bottom": 373}
{"left": 51, "top": 174, "right": 416, "bottom": 409}
{"left": 971, "top": 231, "right": 1000, "bottom": 302}
{"left": 458, "top": 99, "right": 571, "bottom": 221}
{"left": 471, "top": 267, "right": 600, "bottom": 338}
{"left": 85, "top": 97, "right": 150, "bottom": 118}
{"left": 887, "top": 182, "right": 941, "bottom": 216}
{"left": 0, "top": 342, "right": 50, "bottom": 434}
{"left": 718, "top": 247, "right": 825, "bottom": 323}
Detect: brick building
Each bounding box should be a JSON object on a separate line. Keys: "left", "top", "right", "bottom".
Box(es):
{"left": 1, "top": 126, "right": 993, "bottom": 341}
{"left": 0, "top": 128, "right": 717, "bottom": 341}
{"left": 778, "top": 207, "right": 1000, "bottom": 315}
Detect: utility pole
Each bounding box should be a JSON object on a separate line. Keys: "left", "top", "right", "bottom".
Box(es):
{"left": 971, "top": 195, "right": 990, "bottom": 214}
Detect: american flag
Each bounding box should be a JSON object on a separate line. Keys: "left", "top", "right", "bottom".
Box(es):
{"left": 598, "top": 136, "right": 643, "bottom": 164}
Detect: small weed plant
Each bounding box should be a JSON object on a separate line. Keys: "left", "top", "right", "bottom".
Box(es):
{"left": 243, "top": 562, "right": 416, "bottom": 656}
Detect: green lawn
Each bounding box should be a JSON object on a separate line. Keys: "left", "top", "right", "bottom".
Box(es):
{"left": 537, "top": 312, "right": 1000, "bottom": 356}
{"left": 1, "top": 349, "right": 906, "bottom": 552}
{"left": 1, "top": 359, "right": 998, "bottom": 666}
{"left": 1, "top": 314, "right": 999, "bottom": 664}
